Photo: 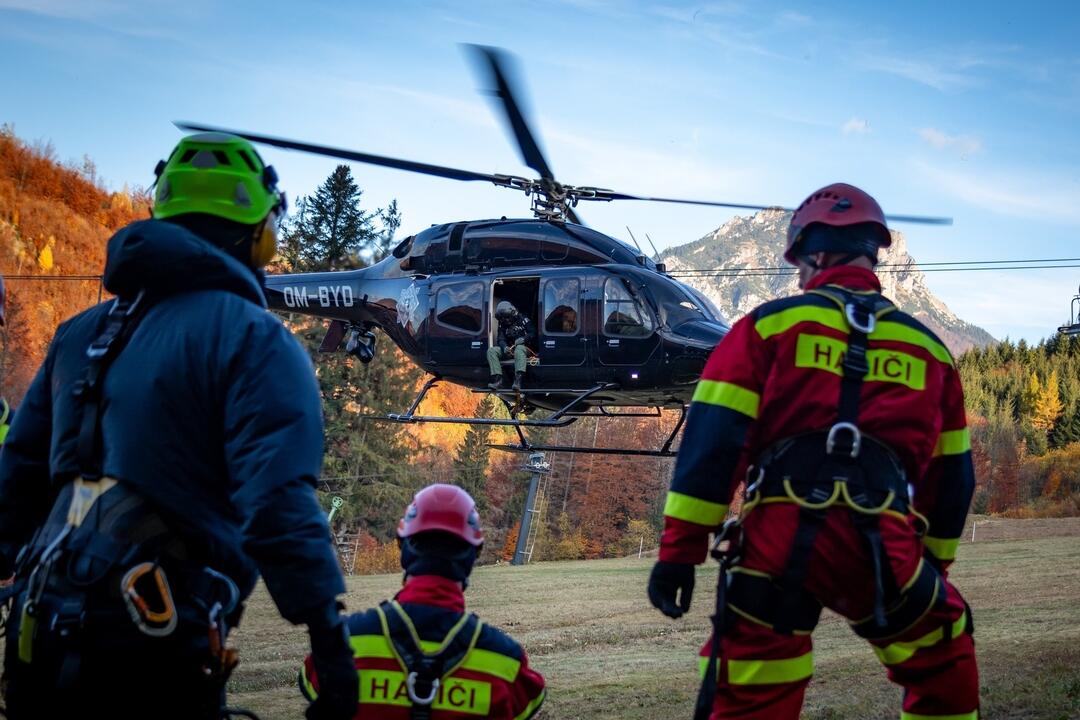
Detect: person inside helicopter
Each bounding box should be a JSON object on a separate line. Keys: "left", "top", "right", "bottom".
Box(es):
{"left": 487, "top": 300, "right": 533, "bottom": 390}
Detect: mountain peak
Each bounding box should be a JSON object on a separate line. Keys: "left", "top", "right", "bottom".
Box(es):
{"left": 662, "top": 211, "right": 995, "bottom": 355}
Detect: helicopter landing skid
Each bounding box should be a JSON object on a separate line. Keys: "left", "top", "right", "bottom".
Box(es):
{"left": 372, "top": 377, "right": 618, "bottom": 428}
{"left": 488, "top": 404, "right": 687, "bottom": 457}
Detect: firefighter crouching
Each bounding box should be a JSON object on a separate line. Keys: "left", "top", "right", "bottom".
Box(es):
{"left": 300, "top": 484, "right": 547, "bottom": 719}
{"left": 0, "top": 133, "right": 357, "bottom": 720}
{"left": 648, "top": 183, "right": 979, "bottom": 720}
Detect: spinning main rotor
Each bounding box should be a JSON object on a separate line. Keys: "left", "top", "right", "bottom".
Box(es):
{"left": 177, "top": 45, "right": 951, "bottom": 228}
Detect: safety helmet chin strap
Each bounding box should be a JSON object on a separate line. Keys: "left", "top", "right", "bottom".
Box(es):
{"left": 798, "top": 251, "right": 870, "bottom": 271}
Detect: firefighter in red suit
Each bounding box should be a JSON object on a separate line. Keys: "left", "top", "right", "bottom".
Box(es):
{"left": 648, "top": 183, "right": 979, "bottom": 720}
{"left": 300, "top": 484, "right": 546, "bottom": 719}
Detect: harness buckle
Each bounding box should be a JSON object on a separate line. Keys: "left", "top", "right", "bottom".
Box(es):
{"left": 406, "top": 671, "right": 440, "bottom": 706}
{"left": 709, "top": 519, "right": 743, "bottom": 567}
{"left": 826, "top": 422, "right": 861, "bottom": 458}
{"left": 845, "top": 302, "right": 875, "bottom": 334}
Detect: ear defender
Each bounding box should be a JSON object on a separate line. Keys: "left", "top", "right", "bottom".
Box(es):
{"left": 250, "top": 213, "right": 279, "bottom": 268}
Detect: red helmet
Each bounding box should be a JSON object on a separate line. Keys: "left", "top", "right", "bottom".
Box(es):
{"left": 0, "top": 274, "right": 5, "bottom": 326}
{"left": 784, "top": 183, "right": 891, "bottom": 265}
{"left": 398, "top": 484, "right": 484, "bottom": 547}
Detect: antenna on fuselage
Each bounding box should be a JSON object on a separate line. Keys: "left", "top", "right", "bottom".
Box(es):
{"left": 644, "top": 233, "right": 662, "bottom": 263}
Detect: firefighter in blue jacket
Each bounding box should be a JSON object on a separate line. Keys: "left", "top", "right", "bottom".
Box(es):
{"left": 0, "top": 133, "right": 358, "bottom": 720}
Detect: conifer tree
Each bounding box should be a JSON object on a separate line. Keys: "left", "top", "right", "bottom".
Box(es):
{"left": 1032, "top": 369, "right": 1064, "bottom": 431}
{"left": 452, "top": 396, "right": 495, "bottom": 512}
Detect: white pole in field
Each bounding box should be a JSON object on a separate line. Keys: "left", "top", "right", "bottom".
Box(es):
{"left": 638, "top": 537, "right": 644, "bottom": 558}
{"left": 971, "top": 521, "right": 976, "bottom": 543}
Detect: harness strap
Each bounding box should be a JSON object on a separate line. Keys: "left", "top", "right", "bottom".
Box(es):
{"left": 774, "top": 507, "right": 828, "bottom": 635}
{"left": 74, "top": 291, "right": 149, "bottom": 480}
{"left": 693, "top": 521, "right": 741, "bottom": 720}
{"left": 378, "top": 600, "right": 481, "bottom": 720}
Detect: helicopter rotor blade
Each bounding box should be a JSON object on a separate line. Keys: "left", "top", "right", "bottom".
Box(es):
{"left": 588, "top": 189, "right": 953, "bottom": 226}
{"left": 466, "top": 44, "right": 557, "bottom": 183}
{"left": 174, "top": 121, "right": 503, "bottom": 185}
{"left": 566, "top": 206, "right": 584, "bottom": 225}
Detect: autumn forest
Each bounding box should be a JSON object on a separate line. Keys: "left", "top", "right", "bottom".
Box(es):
{"left": 1, "top": 128, "right": 1076, "bottom": 573}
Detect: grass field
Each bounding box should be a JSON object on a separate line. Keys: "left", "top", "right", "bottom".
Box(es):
{"left": 3, "top": 517, "right": 1077, "bottom": 718}
{"left": 221, "top": 516, "right": 1080, "bottom": 719}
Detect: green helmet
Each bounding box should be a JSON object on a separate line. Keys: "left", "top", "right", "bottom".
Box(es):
{"left": 152, "top": 133, "right": 285, "bottom": 225}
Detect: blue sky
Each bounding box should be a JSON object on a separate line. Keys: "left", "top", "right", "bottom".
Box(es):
{"left": 2, "top": 0, "right": 1078, "bottom": 343}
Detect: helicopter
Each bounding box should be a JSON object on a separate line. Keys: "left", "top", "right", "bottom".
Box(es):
{"left": 177, "top": 46, "right": 950, "bottom": 456}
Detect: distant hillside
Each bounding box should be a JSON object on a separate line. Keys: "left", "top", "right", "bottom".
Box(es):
{"left": 661, "top": 208, "right": 996, "bottom": 355}
{"left": 0, "top": 126, "right": 150, "bottom": 400}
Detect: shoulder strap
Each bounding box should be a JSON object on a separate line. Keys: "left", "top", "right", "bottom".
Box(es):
{"left": 377, "top": 600, "right": 482, "bottom": 719}
{"left": 73, "top": 291, "right": 151, "bottom": 480}
{"left": 808, "top": 286, "right": 895, "bottom": 455}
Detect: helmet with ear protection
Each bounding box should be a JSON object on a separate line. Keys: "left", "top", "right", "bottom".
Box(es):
{"left": 152, "top": 133, "right": 286, "bottom": 267}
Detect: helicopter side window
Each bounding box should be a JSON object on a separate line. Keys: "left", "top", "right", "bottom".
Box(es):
{"left": 435, "top": 282, "right": 484, "bottom": 334}
{"left": 603, "top": 278, "right": 654, "bottom": 338}
{"left": 543, "top": 278, "right": 580, "bottom": 335}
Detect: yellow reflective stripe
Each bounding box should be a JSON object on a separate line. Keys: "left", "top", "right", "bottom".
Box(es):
{"left": 873, "top": 612, "right": 968, "bottom": 665}
{"left": 461, "top": 647, "right": 520, "bottom": 682}
{"left": 513, "top": 688, "right": 546, "bottom": 720}
{"left": 351, "top": 634, "right": 395, "bottom": 658}
{"left": 875, "top": 321, "right": 953, "bottom": 366}
{"left": 933, "top": 428, "right": 971, "bottom": 457}
{"left": 698, "top": 656, "right": 719, "bottom": 680}
{"left": 692, "top": 379, "right": 760, "bottom": 418}
{"left": 300, "top": 664, "right": 318, "bottom": 700}
{"left": 728, "top": 652, "right": 814, "bottom": 685}
{"left": 351, "top": 634, "right": 519, "bottom": 682}
{"left": 901, "top": 712, "right": 978, "bottom": 720}
{"left": 0, "top": 423, "right": 8, "bottom": 445}
{"left": 755, "top": 305, "right": 847, "bottom": 339}
{"left": 664, "top": 491, "right": 728, "bottom": 527}
{"left": 923, "top": 535, "right": 960, "bottom": 562}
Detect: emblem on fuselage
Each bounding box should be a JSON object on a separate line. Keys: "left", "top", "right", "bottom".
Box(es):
{"left": 397, "top": 282, "right": 422, "bottom": 331}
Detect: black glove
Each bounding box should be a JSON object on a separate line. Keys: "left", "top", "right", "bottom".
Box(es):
{"left": 306, "top": 621, "right": 358, "bottom": 720}
{"left": 648, "top": 560, "right": 695, "bottom": 618}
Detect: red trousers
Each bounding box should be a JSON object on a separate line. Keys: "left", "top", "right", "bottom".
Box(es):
{"left": 703, "top": 504, "right": 979, "bottom": 719}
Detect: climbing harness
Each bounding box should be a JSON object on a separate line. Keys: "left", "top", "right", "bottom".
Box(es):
{"left": 378, "top": 600, "right": 482, "bottom": 720}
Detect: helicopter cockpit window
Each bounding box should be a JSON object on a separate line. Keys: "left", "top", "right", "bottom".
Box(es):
{"left": 603, "top": 278, "right": 654, "bottom": 337}
{"left": 543, "top": 278, "right": 580, "bottom": 335}
{"left": 391, "top": 235, "right": 414, "bottom": 259}
{"left": 435, "top": 282, "right": 484, "bottom": 334}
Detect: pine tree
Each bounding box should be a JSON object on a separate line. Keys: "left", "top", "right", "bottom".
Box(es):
{"left": 452, "top": 396, "right": 495, "bottom": 512}
{"left": 297, "top": 165, "right": 376, "bottom": 270}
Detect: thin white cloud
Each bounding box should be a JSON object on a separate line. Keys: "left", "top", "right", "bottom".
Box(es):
{"left": 928, "top": 271, "right": 1078, "bottom": 343}
{"left": 842, "top": 117, "right": 870, "bottom": 135}
{"left": 914, "top": 159, "right": 1080, "bottom": 225}
{"left": 0, "top": 0, "right": 126, "bottom": 20}
{"left": 861, "top": 55, "right": 979, "bottom": 91}
{"left": 918, "top": 128, "right": 982, "bottom": 156}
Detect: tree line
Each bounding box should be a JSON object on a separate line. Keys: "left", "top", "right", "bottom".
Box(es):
{"left": 2, "top": 128, "right": 1076, "bottom": 576}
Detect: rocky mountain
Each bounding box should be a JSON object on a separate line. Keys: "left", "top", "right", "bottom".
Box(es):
{"left": 661, "top": 209, "right": 996, "bottom": 355}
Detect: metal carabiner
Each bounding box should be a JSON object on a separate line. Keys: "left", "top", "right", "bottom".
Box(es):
{"left": 826, "top": 422, "right": 862, "bottom": 458}
{"left": 845, "top": 302, "right": 876, "bottom": 334}
{"left": 121, "top": 562, "right": 177, "bottom": 637}
{"left": 406, "top": 672, "right": 440, "bottom": 706}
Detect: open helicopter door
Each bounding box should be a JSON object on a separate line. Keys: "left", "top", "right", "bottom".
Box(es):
{"left": 428, "top": 279, "right": 488, "bottom": 377}
{"left": 597, "top": 276, "right": 660, "bottom": 371}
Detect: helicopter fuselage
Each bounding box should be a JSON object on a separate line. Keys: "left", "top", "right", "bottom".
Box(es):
{"left": 265, "top": 219, "right": 729, "bottom": 411}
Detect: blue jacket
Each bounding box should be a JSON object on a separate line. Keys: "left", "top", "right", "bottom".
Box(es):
{"left": 0, "top": 219, "right": 345, "bottom": 625}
